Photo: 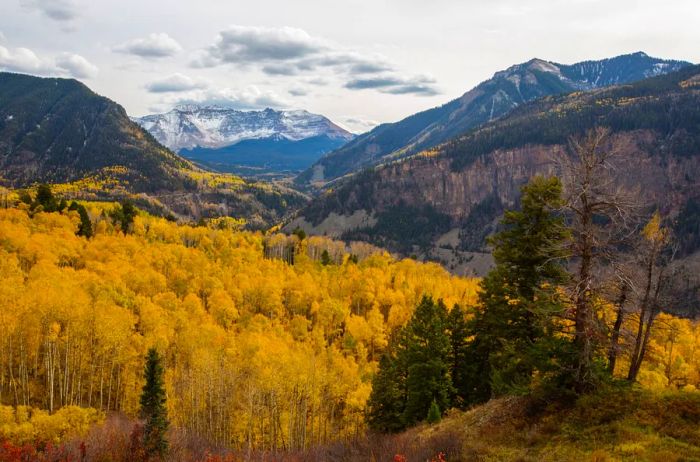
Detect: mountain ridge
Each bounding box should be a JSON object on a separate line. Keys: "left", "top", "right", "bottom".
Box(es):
{"left": 298, "top": 52, "right": 692, "bottom": 186}
{"left": 289, "top": 64, "right": 700, "bottom": 274}
{"left": 134, "top": 105, "right": 354, "bottom": 176}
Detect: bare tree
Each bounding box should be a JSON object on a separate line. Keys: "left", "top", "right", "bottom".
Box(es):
{"left": 626, "top": 215, "right": 679, "bottom": 382}
{"left": 558, "top": 127, "right": 640, "bottom": 391}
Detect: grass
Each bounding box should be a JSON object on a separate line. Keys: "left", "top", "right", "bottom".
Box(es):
{"left": 408, "top": 384, "right": 700, "bottom": 461}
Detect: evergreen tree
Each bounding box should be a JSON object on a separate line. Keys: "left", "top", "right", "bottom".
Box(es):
{"left": 111, "top": 200, "right": 137, "bottom": 234}
{"left": 447, "top": 304, "right": 471, "bottom": 408}
{"left": 464, "top": 177, "right": 570, "bottom": 403}
{"left": 34, "top": 184, "right": 57, "bottom": 212}
{"left": 321, "top": 249, "right": 331, "bottom": 266}
{"left": 367, "top": 342, "right": 407, "bottom": 433}
{"left": 140, "top": 348, "right": 168, "bottom": 459}
{"left": 426, "top": 399, "right": 441, "bottom": 424}
{"left": 402, "top": 296, "right": 453, "bottom": 427}
{"left": 68, "top": 201, "right": 93, "bottom": 238}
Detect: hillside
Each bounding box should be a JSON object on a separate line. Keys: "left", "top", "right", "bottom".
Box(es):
{"left": 0, "top": 202, "right": 479, "bottom": 454}
{"left": 135, "top": 106, "right": 354, "bottom": 176}
{"left": 0, "top": 72, "right": 307, "bottom": 227}
{"left": 2, "top": 202, "right": 700, "bottom": 461}
{"left": 298, "top": 52, "right": 691, "bottom": 186}
{"left": 0, "top": 72, "right": 192, "bottom": 192}
{"left": 290, "top": 65, "right": 700, "bottom": 273}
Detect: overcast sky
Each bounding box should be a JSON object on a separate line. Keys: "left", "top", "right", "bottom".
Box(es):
{"left": 1, "top": 0, "right": 698, "bottom": 132}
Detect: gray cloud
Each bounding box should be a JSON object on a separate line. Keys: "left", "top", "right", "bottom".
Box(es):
{"left": 55, "top": 52, "right": 98, "bottom": 78}
{"left": 340, "top": 116, "right": 380, "bottom": 133}
{"left": 345, "top": 74, "right": 439, "bottom": 96}
{"left": 114, "top": 33, "right": 182, "bottom": 58}
{"left": 345, "top": 76, "right": 405, "bottom": 89}
{"left": 145, "top": 73, "right": 208, "bottom": 93}
{"left": 199, "top": 25, "right": 325, "bottom": 66}
{"left": 262, "top": 63, "right": 299, "bottom": 76}
{"left": 0, "top": 45, "right": 97, "bottom": 79}
{"left": 21, "top": 0, "right": 79, "bottom": 22}
{"left": 349, "top": 61, "right": 393, "bottom": 74}
{"left": 288, "top": 87, "right": 308, "bottom": 97}
{"left": 193, "top": 25, "right": 440, "bottom": 96}
{"left": 171, "top": 86, "right": 291, "bottom": 110}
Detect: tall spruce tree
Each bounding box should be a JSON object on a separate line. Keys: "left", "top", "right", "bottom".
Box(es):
{"left": 464, "top": 176, "right": 570, "bottom": 403}
{"left": 402, "top": 296, "right": 453, "bottom": 426}
{"left": 447, "top": 304, "right": 471, "bottom": 408}
{"left": 367, "top": 342, "right": 407, "bottom": 433}
{"left": 140, "top": 348, "right": 169, "bottom": 459}
{"left": 68, "top": 201, "right": 93, "bottom": 238}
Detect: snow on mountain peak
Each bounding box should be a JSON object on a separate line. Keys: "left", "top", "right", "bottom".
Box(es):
{"left": 134, "top": 105, "right": 353, "bottom": 151}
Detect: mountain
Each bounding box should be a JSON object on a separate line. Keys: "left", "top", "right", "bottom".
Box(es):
{"left": 0, "top": 72, "right": 192, "bottom": 192}
{"left": 134, "top": 106, "right": 354, "bottom": 175}
{"left": 288, "top": 64, "right": 700, "bottom": 274}
{"left": 298, "top": 52, "right": 691, "bottom": 186}
{"left": 0, "top": 72, "right": 307, "bottom": 227}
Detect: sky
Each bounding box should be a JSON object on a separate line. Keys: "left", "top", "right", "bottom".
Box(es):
{"left": 1, "top": 0, "right": 699, "bottom": 133}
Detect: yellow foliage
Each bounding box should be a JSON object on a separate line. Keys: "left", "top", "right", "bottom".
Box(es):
{"left": 0, "top": 205, "right": 479, "bottom": 449}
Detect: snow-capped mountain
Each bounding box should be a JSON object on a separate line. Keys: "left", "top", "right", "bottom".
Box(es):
{"left": 134, "top": 106, "right": 353, "bottom": 152}
{"left": 300, "top": 52, "right": 691, "bottom": 184}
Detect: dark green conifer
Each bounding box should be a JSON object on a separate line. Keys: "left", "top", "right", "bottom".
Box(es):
{"left": 464, "top": 176, "right": 570, "bottom": 403}
{"left": 401, "top": 296, "right": 453, "bottom": 427}
{"left": 140, "top": 348, "right": 169, "bottom": 459}
{"left": 426, "top": 399, "right": 441, "bottom": 424}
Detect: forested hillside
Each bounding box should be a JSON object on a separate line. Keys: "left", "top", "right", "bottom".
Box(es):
{"left": 1, "top": 177, "right": 700, "bottom": 460}
{"left": 292, "top": 65, "right": 700, "bottom": 273}
{"left": 0, "top": 188, "right": 478, "bottom": 452}
{"left": 0, "top": 72, "right": 308, "bottom": 228}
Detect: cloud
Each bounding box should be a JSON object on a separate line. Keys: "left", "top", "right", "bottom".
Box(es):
{"left": 114, "top": 33, "right": 182, "bottom": 58}
{"left": 0, "top": 45, "right": 54, "bottom": 74}
{"left": 197, "top": 25, "right": 326, "bottom": 67}
{"left": 339, "top": 116, "right": 381, "bottom": 133}
{"left": 145, "top": 73, "right": 209, "bottom": 93}
{"left": 0, "top": 32, "right": 6, "bottom": 43}
{"left": 21, "top": 0, "right": 79, "bottom": 22}
{"left": 262, "top": 63, "right": 299, "bottom": 76}
{"left": 345, "top": 74, "right": 439, "bottom": 96}
{"left": 0, "top": 45, "right": 98, "bottom": 79}
{"left": 288, "top": 87, "right": 308, "bottom": 97}
{"left": 160, "top": 85, "right": 292, "bottom": 111}
{"left": 194, "top": 25, "right": 439, "bottom": 96}
{"left": 56, "top": 53, "right": 98, "bottom": 78}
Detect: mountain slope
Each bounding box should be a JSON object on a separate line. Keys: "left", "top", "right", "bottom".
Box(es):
{"left": 289, "top": 65, "right": 700, "bottom": 273}
{"left": 299, "top": 52, "right": 691, "bottom": 186}
{"left": 0, "top": 72, "right": 307, "bottom": 227}
{"left": 0, "top": 72, "right": 192, "bottom": 192}
{"left": 134, "top": 106, "right": 353, "bottom": 175}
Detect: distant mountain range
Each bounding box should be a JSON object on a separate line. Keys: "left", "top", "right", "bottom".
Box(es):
{"left": 134, "top": 106, "right": 354, "bottom": 175}
{"left": 0, "top": 72, "right": 307, "bottom": 226}
{"left": 297, "top": 52, "right": 692, "bottom": 186}
{"left": 290, "top": 64, "right": 700, "bottom": 275}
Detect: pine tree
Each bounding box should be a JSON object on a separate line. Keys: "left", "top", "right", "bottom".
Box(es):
{"left": 140, "top": 348, "right": 168, "bottom": 459}
{"left": 426, "top": 399, "right": 441, "bottom": 424}
{"left": 111, "top": 200, "right": 137, "bottom": 235}
{"left": 447, "top": 304, "right": 471, "bottom": 408}
{"left": 367, "top": 344, "right": 407, "bottom": 433}
{"left": 464, "top": 176, "right": 570, "bottom": 403}
{"left": 69, "top": 201, "right": 93, "bottom": 238}
{"left": 402, "top": 296, "right": 453, "bottom": 427}
{"left": 34, "top": 184, "right": 56, "bottom": 211}
{"left": 321, "top": 249, "right": 331, "bottom": 266}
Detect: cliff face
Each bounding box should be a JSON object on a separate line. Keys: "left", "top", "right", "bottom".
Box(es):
{"left": 292, "top": 66, "right": 700, "bottom": 272}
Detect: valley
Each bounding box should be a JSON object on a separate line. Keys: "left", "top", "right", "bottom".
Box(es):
{"left": 1, "top": 20, "right": 700, "bottom": 460}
